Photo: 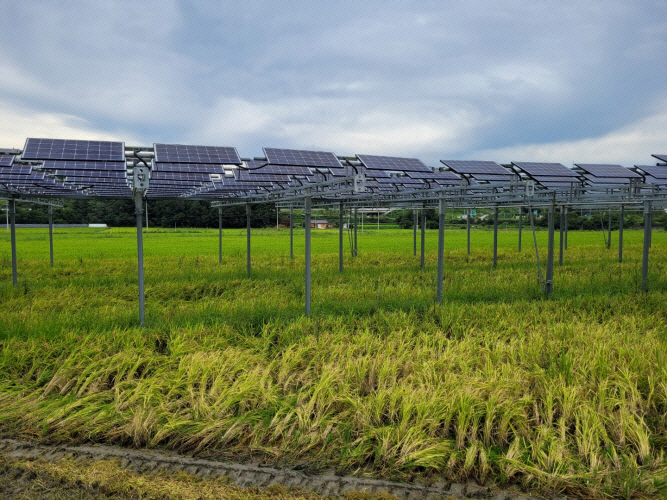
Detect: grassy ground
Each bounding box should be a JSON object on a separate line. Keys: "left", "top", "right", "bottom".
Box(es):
{"left": 1, "top": 226, "right": 666, "bottom": 498}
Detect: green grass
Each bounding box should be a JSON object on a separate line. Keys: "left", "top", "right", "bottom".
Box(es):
{"left": 1, "top": 226, "right": 667, "bottom": 498}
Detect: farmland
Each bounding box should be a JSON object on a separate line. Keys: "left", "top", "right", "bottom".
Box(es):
{"left": 1, "top": 226, "right": 667, "bottom": 498}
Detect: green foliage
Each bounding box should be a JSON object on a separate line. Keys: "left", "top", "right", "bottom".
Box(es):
{"left": 1, "top": 227, "right": 667, "bottom": 498}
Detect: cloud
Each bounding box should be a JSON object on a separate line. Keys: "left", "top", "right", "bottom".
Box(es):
{"left": 469, "top": 100, "right": 667, "bottom": 166}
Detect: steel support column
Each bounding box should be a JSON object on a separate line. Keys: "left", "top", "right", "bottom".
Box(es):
{"left": 559, "top": 207, "right": 564, "bottom": 266}
{"left": 48, "top": 204, "right": 54, "bottom": 267}
{"left": 564, "top": 207, "right": 568, "bottom": 250}
{"left": 305, "top": 193, "right": 312, "bottom": 315}
{"left": 9, "top": 199, "right": 17, "bottom": 287}
{"left": 218, "top": 207, "right": 222, "bottom": 264}
{"left": 493, "top": 207, "right": 498, "bottom": 269}
{"left": 642, "top": 201, "right": 651, "bottom": 292}
{"left": 353, "top": 208, "right": 358, "bottom": 257}
{"left": 135, "top": 196, "right": 145, "bottom": 327}
{"left": 420, "top": 211, "right": 426, "bottom": 269}
{"left": 290, "top": 207, "right": 294, "bottom": 260}
{"left": 467, "top": 208, "right": 471, "bottom": 255}
{"left": 546, "top": 204, "right": 555, "bottom": 295}
{"left": 339, "top": 202, "right": 344, "bottom": 272}
{"left": 517, "top": 208, "right": 522, "bottom": 252}
{"left": 246, "top": 203, "right": 251, "bottom": 278}
{"left": 436, "top": 199, "right": 445, "bottom": 304}
{"left": 618, "top": 205, "right": 624, "bottom": 263}
{"left": 607, "top": 209, "right": 612, "bottom": 250}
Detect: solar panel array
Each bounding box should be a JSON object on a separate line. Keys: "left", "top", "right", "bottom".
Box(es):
{"left": 23, "top": 139, "right": 124, "bottom": 161}
{"left": 264, "top": 148, "right": 341, "bottom": 168}
{"left": 154, "top": 144, "right": 241, "bottom": 164}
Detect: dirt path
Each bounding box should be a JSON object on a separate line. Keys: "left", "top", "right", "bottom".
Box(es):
{"left": 0, "top": 439, "right": 560, "bottom": 499}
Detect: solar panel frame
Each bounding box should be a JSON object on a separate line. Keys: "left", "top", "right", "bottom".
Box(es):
{"left": 358, "top": 154, "right": 431, "bottom": 172}
{"left": 440, "top": 160, "right": 511, "bottom": 176}
{"left": 574, "top": 163, "right": 640, "bottom": 178}
{"left": 512, "top": 162, "right": 579, "bottom": 177}
{"left": 40, "top": 160, "right": 127, "bottom": 171}
{"left": 154, "top": 143, "right": 241, "bottom": 164}
{"left": 0, "top": 155, "right": 14, "bottom": 167}
{"left": 23, "top": 138, "right": 125, "bottom": 161}
{"left": 263, "top": 148, "right": 341, "bottom": 168}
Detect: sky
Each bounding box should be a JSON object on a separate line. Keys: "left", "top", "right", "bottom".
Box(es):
{"left": 1, "top": 1, "right": 666, "bottom": 168}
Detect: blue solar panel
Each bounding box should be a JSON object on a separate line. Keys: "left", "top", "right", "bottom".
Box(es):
{"left": 440, "top": 160, "right": 510, "bottom": 175}
{"left": 244, "top": 162, "right": 313, "bottom": 175}
{"left": 23, "top": 138, "right": 124, "bottom": 161}
{"left": 651, "top": 154, "right": 667, "bottom": 163}
{"left": 53, "top": 169, "right": 126, "bottom": 178}
{"left": 154, "top": 143, "right": 241, "bottom": 164}
{"left": 358, "top": 154, "right": 431, "bottom": 172}
{"left": 153, "top": 162, "right": 225, "bottom": 174}
{"left": 583, "top": 175, "right": 631, "bottom": 185}
{"left": 264, "top": 148, "right": 341, "bottom": 168}
{"left": 633, "top": 165, "right": 667, "bottom": 179}
{"left": 0, "top": 155, "right": 14, "bottom": 167}
{"left": 512, "top": 162, "right": 578, "bottom": 177}
{"left": 151, "top": 171, "right": 212, "bottom": 182}
{"left": 574, "top": 164, "right": 640, "bottom": 178}
{"left": 41, "top": 160, "right": 126, "bottom": 171}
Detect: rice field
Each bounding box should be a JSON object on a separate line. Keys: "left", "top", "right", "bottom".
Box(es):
{"left": 1, "top": 226, "right": 666, "bottom": 498}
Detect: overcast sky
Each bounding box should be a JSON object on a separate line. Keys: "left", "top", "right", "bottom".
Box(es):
{"left": 1, "top": 1, "right": 666, "bottom": 167}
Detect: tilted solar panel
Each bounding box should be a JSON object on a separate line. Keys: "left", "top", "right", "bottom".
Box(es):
{"left": 153, "top": 162, "right": 225, "bottom": 173}
{"left": 583, "top": 175, "right": 631, "bottom": 185}
{"left": 575, "top": 164, "right": 640, "bottom": 178}
{"left": 526, "top": 176, "right": 581, "bottom": 183}
{"left": 440, "top": 160, "right": 510, "bottom": 176}
{"left": 465, "top": 174, "right": 513, "bottom": 182}
{"left": 651, "top": 154, "right": 667, "bottom": 163}
{"left": 0, "top": 155, "right": 14, "bottom": 167}
{"left": 264, "top": 148, "right": 341, "bottom": 168}
{"left": 151, "top": 171, "right": 213, "bottom": 182}
{"left": 358, "top": 154, "right": 431, "bottom": 172}
{"left": 41, "top": 160, "right": 127, "bottom": 171}
{"left": 633, "top": 165, "right": 667, "bottom": 179}
{"left": 513, "top": 162, "right": 578, "bottom": 177}
{"left": 154, "top": 143, "right": 241, "bottom": 164}
{"left": 1, "top": 165, "right": 32, "bottom": 175}
{"left": 23, "top": 138, "right": 125, "bottom": 161}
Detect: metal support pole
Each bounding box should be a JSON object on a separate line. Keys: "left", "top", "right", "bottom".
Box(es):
{"left": 436, "top": 199, "right": 445, "bottom": 304}
{"left": 290, "top": 207, "right": 294, "bottom": 260}
{"left": 135, "top": 196, "right": 145, "bottom": 327}
{"left": 9, "top": 199, "right": 17, "bottom": 287}
{"left": 559, "top": 207, "right": 564, "bottom": 266}
{"left": 353, "top": 208, "right": 358, "bottom": 257}
{"left": 218, "top": 207, "right": 222, "bottom": 264}
{"left": 339, "top": 202, "right": 344, "bottom": 273}
{"left": 493, "top": 207, "right": 498, "bottom": 269}
{"left": 642, "top": 201, "right": 651, "bottom": 292}
{"left": 246, "top": 203, "right": 251, "bottom": 278}
{"left": 517, "top": 208, "right": 522, "bottom": 252}
{"left": 305, "top": 193, "right": 312, "bottom": 315}
{"left": 48, "top": 204, "right": 54, "bottom": 267}
{"left": 607, "top": 208, "right": 612, "bottom": 250}
{"left": 413, "top": 210, "right": 417, "bottom": 256}
{"left": 467, "top": 208, "right": 471, "bottom": 255}
{"left": 420, "top": 211, "right": 426, "bottom": 269}
{"left": 618, "top": 205, "right": 624, "bottom": 263}
{"left": 546, "top": 204, "right": 555, "bottom": 295}
{"left": 564, "top": 207, "right": 568, "bottom": 250}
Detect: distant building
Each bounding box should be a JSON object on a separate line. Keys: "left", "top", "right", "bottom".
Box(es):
{"left": 305, "top": 219, "right": 334, "bottom": 229}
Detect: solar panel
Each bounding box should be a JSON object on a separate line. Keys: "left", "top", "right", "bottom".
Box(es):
{"left": 583, "top": 175, "right": 631, "bottom": 185}
{"left": 53, "top": 169, "right": 126, "bottom": 179}
{"left": 440, "top": 160, "right": 510, "bottom": 176}
{"left": 153, "top": 162, "right": 225, "bottom": 173}
{"left": 1, "top": 165, "right": 32, "bottom": 175}
{"left": 526, "top": 176, "right": 580, "bottom": 183}
{"left": 464, "top": 174, "right": 513, "bottom": 182}
{"left": 575, "top": 164, "right": 640, "bottom": 178}
{"left": 651, "top": 154, "right": 667, "bottom": 163}
{"left": 151, "top": 171, "right": 212, "bottom": 182}
{"left": 41, "top": 160, "right": 127, "bottom": 171}
{"left": 23, "top": 138, "right": 124, "bottom": 161}
{"left": 264, "top": 148, "right": 341, "bottom": 168}
{"left": 633, "top": 165, "right": 667, "bottom": 179}
{"left": 242, "top": 162, "right": 313, "bottom": 175}
{"left": 357, "top": 154, "right": 431, "bottom": 172}
{"left": 154, "top": 143, "right": 241, "bottom": 164}
{"left": 0, "top": 155, "right": 14, "bottom": 167}
{"left": 512, "top": 162, "right": 578, "bottom": 177}
{"left": 234, "top": 170, "right": 285, "bottom": 182}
